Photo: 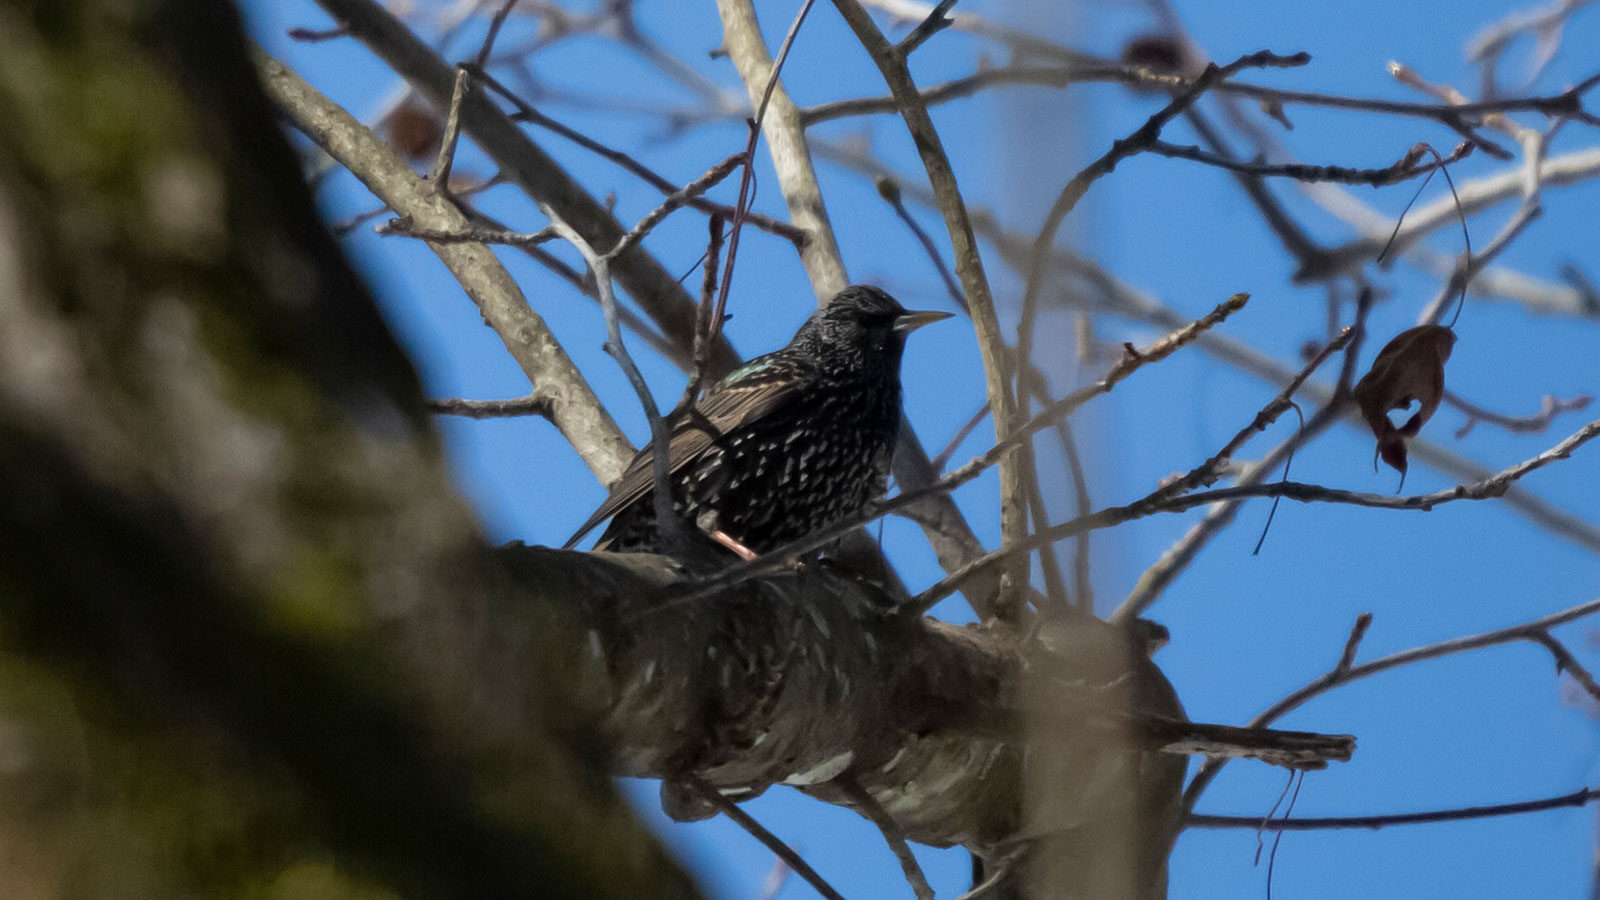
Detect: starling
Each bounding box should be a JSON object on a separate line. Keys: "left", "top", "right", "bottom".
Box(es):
{"left": 565, "top": 284, "right": 951, "bottom": 557}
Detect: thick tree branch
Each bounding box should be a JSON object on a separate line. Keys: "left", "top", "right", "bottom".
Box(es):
{"left": 715, "top": 0, "right": 848, "bottom": 298}
{"left": 524, "top": 546, "right": 1347, "bottom": 864}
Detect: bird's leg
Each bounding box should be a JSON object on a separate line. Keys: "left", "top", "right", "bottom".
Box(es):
{"left": 695, "top": 510, "right": 759, "bottom": 561}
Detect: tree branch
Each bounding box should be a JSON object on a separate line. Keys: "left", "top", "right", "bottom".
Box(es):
{"left": 831, "top": 0, "right": 1046, "bottom": 617}
{"left": 310, "top": 0, "right": 741, "bottom": 376}
{"left": 926, "top": 415, "right": 1600, "bottom": 615}
{"left": 1183, "top": 593, "right": 1600, "bottom": 813}
{"left": 257, "top": 50, "right": 634, "bottom": 485}
{"left": 1190, "top": 785, "right": 1600, "bottom": 831}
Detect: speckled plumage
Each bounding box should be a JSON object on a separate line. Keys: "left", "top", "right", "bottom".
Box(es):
{"left": 565, "top": 285, "right": 949, "bottom": 557}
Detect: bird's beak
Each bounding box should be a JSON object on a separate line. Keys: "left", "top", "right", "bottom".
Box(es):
{"left": 893, "top": 309, "right": 955, "bottom": 333}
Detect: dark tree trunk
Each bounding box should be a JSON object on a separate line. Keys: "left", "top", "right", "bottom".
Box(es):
{"left": 0, "top": 3, "right": 694, "bottom": 897}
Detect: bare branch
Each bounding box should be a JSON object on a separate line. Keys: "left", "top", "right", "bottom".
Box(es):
{"left": 831, "top": 0, "right": 1029, "bottom": 618}
{"left": 257, "top": 50, "right": 633, "bottom": 484}
{"left": 1191, "top": 785, "right": 1600, "bottom": 831}
{"left": 1150, "top": 325, "right": 1354, "bottom": 503}
{"left": 607, "top": 153, "right": 743, "bottom": 261}
{"left": 715, "top": 0, "right": 845, "bottom": 299}
{"left": 1335, "top": 613, "right": 1374, "bottom": 676}
{"left": 478, "top": 69, "right": 806, "bottom": 245}
{"left": 544, "top": 209, "right": 680, "bottom": 547}
{"left": 1298, "top": 147, "right": 1600, "bottom": 284}
{"left": 1469, "top": 0, "right": 1598, "bottom": 90}
{"left": 428, "top": 396, "right": 548, "bottom": 418}
{"left": 686, "top": 777, "right": 847, "bottom": 900}
{"left": 1017, "top": 52, "right": 1310, "bottom": 417}
{"left": 377, "top": 217, "right": 558, "bottom": 247}
{"left": 1148, "top": 138, "right": 1474, "bottom": 186}
{"left": 429, "top": 66, "right": 471, "bottom": 185}
{"left": 876, "top": 176, "right": 965, "bottom": 310}
{"left": 896, "top": 0, "right": 957, "bottom": 56}
{"left": 1184, "top": 593, "right": 1600, "bottom": 813}
{"left": 311, "top": 0, "right": 740, "bottom": 375}
{"left": 836, "top": 777, "right": 935, "bottom": 900}
{"left": 1526, "top": 630, "right": 1600, "bottom": 703}
{"left": 926, "top": 415, "right": 1600, "bottom": 615}
{"left": 1447, "top": 389, "right": 1594, "bottom": 438}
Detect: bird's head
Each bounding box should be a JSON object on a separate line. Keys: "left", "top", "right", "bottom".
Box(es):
{"left": 794, "top": 284, "right": 952, "bottom": 365}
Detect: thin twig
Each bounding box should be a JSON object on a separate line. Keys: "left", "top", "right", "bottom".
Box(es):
{"left": 1335, "top": 613, "right": 1374, "bottom": 676}
{"left": 544, "top": 208, "right": 680, "bottom": 545}
{"left": 1147, "top": 139, "right": 1474, "bottom": 186}
{"left": 1018, "top": 52, "right": 1310, "bottom": 426}
{"left": 1469, "top": 0, "right": 1597, "bottom": 91}
{"left": 1447, "top": 389, "right": 1594, "bottom": 438}
{"left": 896, "top": 0, "right": 957, "bottom": 56}
{"left": 684, "top": 214, "right": 727, "bottom": 409}
{"left": 607, "top": 153, "right": 743, "bottom": 261}
{"left": 685, "top": 777, "right": 846, "bottom": 900}
{"left": 473, "top": 0, "right": 519, "bottom": 69}
{"left": 1419, "top": 127, "right": 1550, "bottom": 326}
{"left": 1183, "top": 594, "right": 1600, "bottom": 814}
{"left": 1527, "top": 630, "right": 1600, "bottom": 702}
{"left": 428, "top": 395, "right": 548, "bottom": 418}
{"left": 1110, "top": 295, "right": 1373, "bottom": 626}
{"left": 836, "top": 778, "right": 935, "bottom": 900}
{"left": 712, "top": 0, "right": 836, "bottom": 351}
{"left": 1151, "top": 326, "right": 1353, "bottom": 503}
{"left": 1191, "top": 785, "right": 1600, "bottom": 831}
{"left": 1057, "top": 417, "right": 1095, "bottom": 612}
{"left": 1301, "top": 149, "right": 1600, "bottom": 284}
{"left": 831, "top": 0, "right": 1028, "bottom": 619}
{"left": 931, "top": 402, "right": 990, "bottom": 473}
{"left": 876, "top": 176, "right": 966, "bottom": 310}
{"left": 919, "top": 416, "right": 1600, "bottom": 616}
{"left": 287, "top": 25, "right": 350, "bottom": 42}
{"left": 332, "top": 172, "right": 506, "bottom": 236}
{"left": 476, "top": 68, "right": 806, "bottom": 245}
{"left": 430, "top": 66, "right": 472, "bottom": 186}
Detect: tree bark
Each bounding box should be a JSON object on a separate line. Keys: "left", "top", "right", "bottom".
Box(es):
{"left": 0, "top": 2, "right": 693, "bottom": 897}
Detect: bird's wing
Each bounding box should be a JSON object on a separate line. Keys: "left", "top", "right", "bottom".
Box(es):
{"left": 562, "top": 354, "right": 818, "bottom": 548}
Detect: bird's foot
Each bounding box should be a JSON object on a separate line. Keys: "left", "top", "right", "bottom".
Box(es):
{"left": 695, "top": 510, "right": 760, "bottom": 561}
{"left": 709, "top": 529, "right": 759, "bottom": 561}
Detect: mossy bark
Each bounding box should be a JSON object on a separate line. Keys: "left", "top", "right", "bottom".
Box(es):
{"left": 0, "top": 3, "right": 695, "bottom": 898}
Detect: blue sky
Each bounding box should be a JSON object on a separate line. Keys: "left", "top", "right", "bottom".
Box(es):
{"left": 250, "top": 1, "right": 1600, "bottom": 897}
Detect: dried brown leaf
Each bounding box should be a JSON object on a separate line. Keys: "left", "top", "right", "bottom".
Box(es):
{"left": 1352, "top": 324, "right": 1456, "bottom": 478}
{"left": 384, "top": 100, "right": 443, "bottom": 162}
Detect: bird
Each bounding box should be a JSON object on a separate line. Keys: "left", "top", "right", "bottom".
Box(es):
{"left": 564, "top": 284, "right": 951, "bottom": 559}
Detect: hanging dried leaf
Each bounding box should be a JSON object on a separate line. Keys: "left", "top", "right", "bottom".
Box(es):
{"left": 383, "top": 100, "right": 443, "bottom": 163}
{"left": 1352, "top": 325, "right": 1456, "bottom": 480}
